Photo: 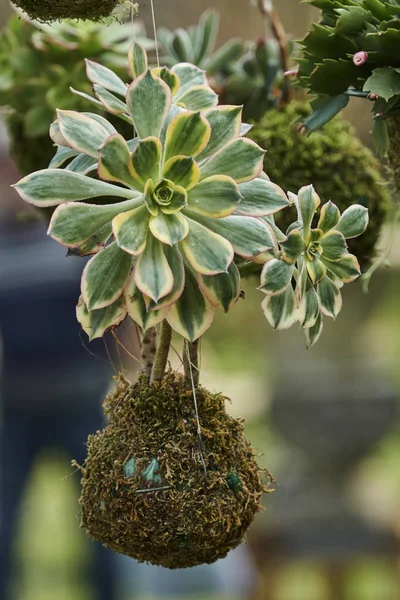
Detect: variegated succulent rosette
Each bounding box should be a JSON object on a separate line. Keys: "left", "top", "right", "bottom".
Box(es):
{"left": 260, "top": 186, "right": 369, "bottom": 347}
{"left": 14, "top": 42, "right": 291, "bottom": 342}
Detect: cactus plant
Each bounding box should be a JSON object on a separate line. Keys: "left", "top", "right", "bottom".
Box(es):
{"left": 12, "top": 43, "right": 369, "bottom": 567}
{"left": 0, "top": 10, "right": 151, "bottom": 175}
{"left": 295, "top": 0, "right": 400, "bottom": 187}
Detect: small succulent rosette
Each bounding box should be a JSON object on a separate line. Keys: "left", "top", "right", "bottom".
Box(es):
{"left": 14, "top": 43, "right": 290, "bottom": 342}
{"left": 260, "top": 185, "right": 369, "bottom": 347}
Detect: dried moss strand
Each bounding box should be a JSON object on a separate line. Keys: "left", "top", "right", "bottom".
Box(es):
{"left": 183, "top": 339, "right": 200, "bottom": 388}
{"left": 151, "top": 320, "right": 172, "bottom": 383}
{"left": 141, "top": 327, "right": 157, "bottom": 379}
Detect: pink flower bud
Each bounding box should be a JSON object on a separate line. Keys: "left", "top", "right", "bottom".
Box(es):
{"left": 284, "top": 69, "right": 298, "bottom": 78}
{"left": 353, "top": 51, "right": 368, "bottom": 66}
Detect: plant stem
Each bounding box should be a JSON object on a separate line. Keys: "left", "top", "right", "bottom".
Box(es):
{"left": 151, "top": 320, "right": 172, "bottom": 383}
{"left": 141, "top": 327, "right": 157, "bottom": 380}
{"left": 258, "top": 0, "right": 291, "bottom": 105}
{"left": 183, "top": 339, "right": 200, "bottom": 389}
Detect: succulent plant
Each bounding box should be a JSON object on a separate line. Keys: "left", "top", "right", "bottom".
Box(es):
{"left": 260, "top": 186, "right": 369, "bottom": 347}
{"left": 157, "top": 10, "right": 243, "bottom": 77}
{"left": 248, "top": 101, "right": 389, "bottom": 268}
{"left": 295, "top": 0, "right": 400, "bottom": 179}
{"left": 156, "top": 9, "right": 289, "bottom": 122}
{"left": 13, "top": 42, "right": 292, "bottom": 343}
{"left": 0, "top": 10, "right": 151, "bottom": 174}
{"left": 10, "top": 0, "right": 125, "bottom": 22}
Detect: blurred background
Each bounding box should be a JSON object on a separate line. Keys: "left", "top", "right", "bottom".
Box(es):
{"left": 1, "top": 0, "right": 400, "bottom": 599}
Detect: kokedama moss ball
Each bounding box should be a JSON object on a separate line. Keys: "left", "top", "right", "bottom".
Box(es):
{"left": 78, "top": 374, "right": 267, "bottom": 568}
{"left": 248, "top": 101, "right": 390, "bottom": 269}
{"left": 12, "top": 0, "right": 121, "bottom": 22}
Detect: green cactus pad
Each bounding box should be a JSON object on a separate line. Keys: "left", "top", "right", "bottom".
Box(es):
{"left": 248, "top": 101, "right": 390, "bottom": 269}
{"left": 12, "top": 0, "right": 121, "bottom": 22}
{"left": 77, "top": 374, "right": 268, "bottom": 568}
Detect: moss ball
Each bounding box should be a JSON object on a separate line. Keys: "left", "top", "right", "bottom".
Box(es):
{"left": 12, "top": 0, "right": 121, "bottom": 22}
{"left": 248, "top": 101, "right": 390, "bottom": 269}
{"left": 78, "top": 374, "right": 267, "bottom": 568}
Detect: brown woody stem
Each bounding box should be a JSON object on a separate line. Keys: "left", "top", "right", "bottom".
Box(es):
{"left": 183, "top": 339, "right": 200, "bottom": 389}
{"left": 151, "top": 320, "right": 172, "bottom": 384}
{"left": 258, "top": 0, "right": 292, "bottom": 105}
{"left": 141, "top": 327, "right": 157, "bottom": 380}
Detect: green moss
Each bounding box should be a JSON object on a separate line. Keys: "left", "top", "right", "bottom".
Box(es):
{"left": 77, "top": 374, "right": 268, "bottom": 568}
{"left": 14, "top": 0, "right": 121, "bottom": 22}
{"left": 248, "top": 101, "right": 390, "bottom": 269}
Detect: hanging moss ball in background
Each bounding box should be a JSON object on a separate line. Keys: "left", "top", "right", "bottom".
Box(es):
{"left": 11, "top": 0, "right": 121, "bottom": 22}
{"left": 78, "top": 374, "right": 268, "bottom": 568}
{"left": 248, "top": 101, "right": 390, "bottom": 269}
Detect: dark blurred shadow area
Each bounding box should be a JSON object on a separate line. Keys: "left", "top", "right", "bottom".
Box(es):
{"left": 0, "top": 120, "right": 120, "bottom": 600}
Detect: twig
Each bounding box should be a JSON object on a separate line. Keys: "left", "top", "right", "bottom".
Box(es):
{"left": 258, "top": 0, "right": 291, "bottom": 104}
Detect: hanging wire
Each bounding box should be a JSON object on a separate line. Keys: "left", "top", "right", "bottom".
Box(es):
{"left": 150, "top": 0, "right": 160, "bottom": 68}
{"left": 185, "top": 341, "right": 208, "bottom": 481}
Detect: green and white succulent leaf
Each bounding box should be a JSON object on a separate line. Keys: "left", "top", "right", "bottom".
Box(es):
{"left": 317, "top": 200, "right": 340, "bottom": 233}
{"left": 180, "top": 217, "right": 234, "bottom": 275}
{"left": 236, "top": 179, "right": 290, "bottom": 217}
{"left": 76, "top": 295, "right": 127, "bottom": 341}
{"left": 128, "top": 41, "right": 148, "bottom": 79}
{"left": 81, "top": 242, "right": 132, "bottom": 311}
{"left": 305, "top": 313, "right": 324, "bottom": 349}
{"left": 134, "top": 234, "right": 174, "bottom": 302}
{"left": 57, "top": 110, "right": 116, "bottom": 158}
{"left": 48, "top": 199, "right": 140, "bottom": 247}
{"left": 334, "top": 204, "right": 369, "bottom": 239}
{"left": 85, "top": 59, "right": 127, "bottom": 96}
{"left": 298, "top": 185, "right": 321, "bottom": 238}
{"left": 167, "top": 266, "right": 215, "bottom": 341}
{"left": 261, "top": 285, "right": 298, "bottom": 330}
{"left": 65, "top": 153, "right": 98, "bottom": 176}
{"left": 322, "top": 253, "right": 361, "bottom": 283}
{"left": 49, "top": 146, "right": 79, "bottom": 169}
{"left": 193, "top": 213, "right": 276, "bottom": 259}
{"left": 280, "top": 229, "right": 306, "bottom": 264}
{"left": 127, "top": 70, "right": 172, "bottom": 140}
{"left": 186, "top": 175, "right": 241, "bottom": 217}
{"left": 196, "top": 105, "right": 242, "bottom": 160}
{"left": 259, "top": 259, "right": 294, "bottom": 296}
{"left": 199, "top": 137, "right": 265, "bottom": 183}
{"left": 197, "top": 261, "right": 241, "bottom": 313}
{"left": 12, "top": 169, "right": 138, "bottom": 207}
{"left": 93, "top": 85, "right": 128, "bottom": 115}
{"left": 124, "top": 279, "right": 169, "bottom": 332}
{"left": 297, "top": 285, "right": 320, "bottom": 329}
{"left": 70, "top": 223, "right": 113, "bottom": 257}
{"left": 318, "top": 276, "right": 343, "bottom": 319}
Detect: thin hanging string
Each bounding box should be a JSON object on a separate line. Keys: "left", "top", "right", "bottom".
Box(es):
{"left": 150, "top": 0, "right": 160, "bottom": 68}
{"left": 185, "top": 341, "right": 208, "bottom": 481}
